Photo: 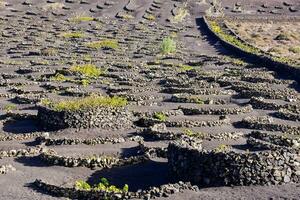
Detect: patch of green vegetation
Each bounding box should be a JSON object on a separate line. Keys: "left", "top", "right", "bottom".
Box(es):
{"left": 61, "top": 32, "right": 85, "bottom": 38}
{"left": 4, "top": 104, "right": 17, "bottom": 112}
{"left": 182, "top": 129, "right": 206, "bottom": 139}
{"left": 69, "top": 15, "right": 94, "bottom": 23}
{"left": 85, "top": 40, "right": 119, "bottom": 50}
{"left": 172, "top": 8, "right": 188, "bottom": 23}
{"left": 75, "top": 180, "right": 91, "bottom": 191}
{"left": 177, "top": 64, "right": 194, "bottom": 72}
{"left": 44, "top": 95, "right": 127, "bottom": 111}
{"left": 74, "top": 178, "right": 129, "bottom": 193}
{"left": 50, "top": 73, "right": 70, "bottom": 82}
{"left": 209, "top": 20, "right": 260, "bottom": 54}
{"left": 144, "top": 14, "right": 156, "bottom": 21}
{"left": 153, "top": 112, "right": 167, "bottom": 122}
{"left": 214, "top": 144, "right": 231, "bottom": 153}
{"left": 78, "top": 79, "right": 90, "bottom": 87}
{"left": 70, "top": 64, "right": 103, "bottom": 78}
{"left": 160, "top": 37, "right": 176, "bottom": 55}
{"left": 289, "top": 46, "right": 300, "bottom": 54}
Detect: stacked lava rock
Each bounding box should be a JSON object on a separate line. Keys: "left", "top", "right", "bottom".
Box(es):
{"left": 37, "top": 96, "right": 133, "bottom": 130}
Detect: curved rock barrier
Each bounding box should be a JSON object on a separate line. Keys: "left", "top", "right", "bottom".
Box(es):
{"left": 33, "top": 179, "right": 198, "bottom": 200}
{"left": 248, "top": 131, "right": 300, "bottom": 149}
{"left": 39, "top": 149, "right": 149, "bottom": 169}
{"left": 274, "top": 108, "right": 300, "bottom": 122}
{"left": 0, "top": 164, "right": 16, "bottom": 174}
{"left": 168, "top": 138, "right": 300, "bottom": 186}
{"left": 0, "top": 147, "right": 42, "bottom": 158}
{"left": 36, "top": 136, "right": 130, "bottom": 146}
{"left": 169, "top": 94, "right": 228, "bottom": 105}
{"left": 180, "top": 105, "right": 253, "bottom": 115}
{"left": 38, "top": 106, "right": 133, "bottom": 130}
{"left": 239, "top": 116, "right": 300, "bottom": 135}
{"left": 138, "top": 116, "right": 230, "bottom": 128}
{"left": 201, "top": 16, "right": 300, "bottom": 82}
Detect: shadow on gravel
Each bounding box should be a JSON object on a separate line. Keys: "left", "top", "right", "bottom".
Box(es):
{"left": 15, "top": 156, "right": 49, "bottom": 167}
{"left": 195, "top": 17, "right": 231, "bottom": 56}
{"left": 3, "top": 119, "right": 41, "bottom": 134}
{"left": 120, "top": 146, "right": 143, "bottom": 157}
{"left": 87, "top": 159, "right": 172, "bottom": 192}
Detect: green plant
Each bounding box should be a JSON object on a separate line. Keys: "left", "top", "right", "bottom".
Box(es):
{"left": 50, "top": 73, "right": 70, "bottom": 82}
{"left": 45, "top": 95, "right": 127, "bottom": 111}
{"left": 289, "top": 46, "right": 300, "bottom": 54}
{"left": 177, "top": 64, "right": 194, "bottom": 72}
{"left": 74, "top": 178, "right": 129, "bottom": 193}
{"left": 75, "top": 180, "right": 91, "bottom": 190}
{"left": 4, "top": 104, "right": 16, "bottom": 112}
{"left": 214, "top": 144, "right": 230, "bottom": 152}
{"left": 70, "top": 64, "right": 103, "bottom": 78}
{"left": 153, "top": 112, "right": 167, "bottom": 121}
{"left": 160, "top": 37, "right": 176, "bottom": 54}
{"left": 69, "top": 15, "right": 94, "bottom": 23}
{"left": 85, "top": 40, "right": 119, "bottom": 50}
{"left": 183, "top": 129, "right": 206, "bottom": 139}
{"left": 172, "top": 8, "right": 188, "bottom": 23}
{"left": 209, "top": 20, "right": 259, "bottom": 54}
{"left": 79, "top": 79, "right": 90, "bottom": 87}
{"left": 61, "top": 32, "right": 85, "bottom": 38}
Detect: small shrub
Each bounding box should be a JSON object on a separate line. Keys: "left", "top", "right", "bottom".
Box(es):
{"left": 214, "top": 144, "right": 231, "bottom": 152}
{"left": 50, "top": 73, "right": 70, "bottom": 82}
{"left": 85, "top": 40, "right": 119, "bottom": 50}
{"left": 153, "top": 112, "right": 167, "bottom": 121}
{"left": 289, "top": 46, "right": 300, "bottom": 54}
{"left": 172, "top": 8, "right": 188, "bottom": 22}
{"left": 177, "top": 64, "right": 194, "bottom": 72}
{"left": 4, "top": 104, "right": 17, "bottom": 112}
{"left": 46, "top": 95, "right": 127, "bottom": 111}
{"left": 75, "top": 180, "right": 91, "bottom": 190}
{"left": 61, "top": 32, "right": 85, "bottom": 38}
{"left": 70, "top": 64, "right": 103, "bottom": 78}
{"left": 69, "top": 15, "right": 94, "bottom": 23}
{"left": 74, "top": 178, "right": 129, "bottom": 193}
{"left": 183, "top": 129, "right": 206, "bottom": 139}
{"left": 79, "top": 79, "right": 90, "bottom": 87}
{"left": 160, "top": 37, "right": 176, "bottom": 54}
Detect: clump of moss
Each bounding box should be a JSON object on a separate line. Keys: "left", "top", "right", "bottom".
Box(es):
{"left": 75, "top": 178, "right": 129, "bottom": 193}
{"left": 61, "top": 32, "right": 85, "bottom": 38}
{"left": 85, "top": 40, "right": 119, "bottom": 50}
{"left": 160, "top": 37, "right": 176, "bottom": 55}
{"left": 44, "top": 95, "right": 127, "bottom": 111}
{"left": 153, "top": 112, "right": 167, "bottom": 121}
{"left": 70, "top": 64, "right": 103, "bottom": 78}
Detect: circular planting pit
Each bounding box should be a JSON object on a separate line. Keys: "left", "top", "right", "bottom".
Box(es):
{"left": 37, "top": 96, "right": 133, "bottom": 130}
{"left": 168, "top": 137, "right": 300, "bottom": 186}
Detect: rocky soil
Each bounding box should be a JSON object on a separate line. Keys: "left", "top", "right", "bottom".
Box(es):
{"left": 0, "top": 0, "right": 299, "bottom": 200}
